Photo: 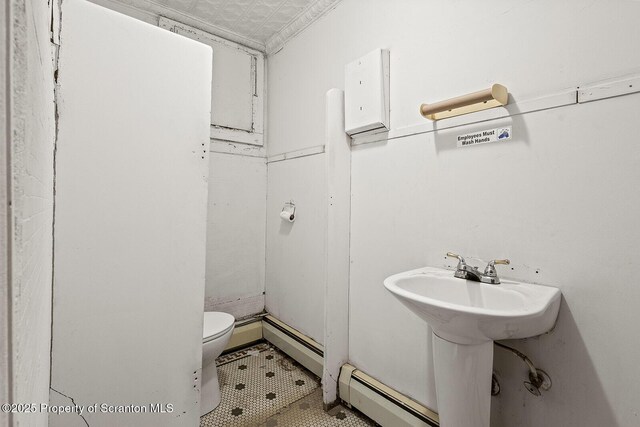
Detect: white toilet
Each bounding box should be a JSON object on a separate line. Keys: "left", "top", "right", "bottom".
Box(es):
{"left": 201, "top": 311, "right": 235, "bottom": 416}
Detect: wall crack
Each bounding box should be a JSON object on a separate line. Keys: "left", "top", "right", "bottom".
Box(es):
{"left": 50, "top": 387, "right": 90, "bottom": 427}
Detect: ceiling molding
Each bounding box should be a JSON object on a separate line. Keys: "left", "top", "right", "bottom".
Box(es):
{"left": 90, "top": 0, "right": 266, "bottom": 52}
{"left": 265, "top": 0, "right": 341, "bottom": 55}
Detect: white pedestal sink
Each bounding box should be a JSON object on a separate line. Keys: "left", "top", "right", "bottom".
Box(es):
{"left": 384, "top": 267, "right": 561, "bottom": 427}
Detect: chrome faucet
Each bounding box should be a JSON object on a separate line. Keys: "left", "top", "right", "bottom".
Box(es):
{"left": 446, "top": 252, "right": 510, "bottom": 285}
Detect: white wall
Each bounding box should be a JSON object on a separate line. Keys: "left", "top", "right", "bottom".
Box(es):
{"left": 6, "top": 0, "right": 56, "bottom": 426}
{"left": 267, "top": 0, "right": 640, "bottom": 425}
{"left": 206, "top": 153, "right": 266, "bottom": 318}
{"left": 265, "top": 155, "right": 327, "bottom": 344}
{"left": 268, "top": 0, "right": 640, "bottom": 156}
{"left": 50, "top": 2, "right": 211, "bottom": 425}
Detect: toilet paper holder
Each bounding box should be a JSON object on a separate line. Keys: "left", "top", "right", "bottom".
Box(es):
{"left": 280, "top": 201, "right": 296, "bottom": 222}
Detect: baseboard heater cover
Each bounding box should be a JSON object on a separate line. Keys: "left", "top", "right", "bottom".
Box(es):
{"left": 262, "top": 315, "right": 324, "bottom": 378}
{"left": 339, "top": 364, "right": 439, "bottom": 427}
{"left": 223, "top": 316, "right": 264, "bottom": 353}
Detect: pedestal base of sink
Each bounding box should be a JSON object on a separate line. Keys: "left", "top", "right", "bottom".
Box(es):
{"left": 432, "top": 332, "right": 493, "bottom": 427}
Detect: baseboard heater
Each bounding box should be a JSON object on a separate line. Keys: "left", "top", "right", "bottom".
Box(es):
{"left": 258, "top": 314, "right": 439, "bottom": 427}
{"left": 261, "top": 315, "right": 324, "bottom": 378}
{"left": 339, "top": 364, "right": 440, "bottom": 427}
{"left": 223, "top": 315, "right": 265, "bottom": 354}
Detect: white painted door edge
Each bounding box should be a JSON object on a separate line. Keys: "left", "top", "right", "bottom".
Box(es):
{"left": 0, "top": 1, "right": 11, "bottom": 418}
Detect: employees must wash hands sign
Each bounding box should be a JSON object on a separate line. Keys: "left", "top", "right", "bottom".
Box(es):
{"left": 457, "top": 126, "right": 512, "bottom": 148}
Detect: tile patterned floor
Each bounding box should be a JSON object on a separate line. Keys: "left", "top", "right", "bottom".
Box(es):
{"left": 259, "top": 388, "right": 376, "bottom": 427}
{"left": 200, "top": 343, "right": 377, "bottom": 427}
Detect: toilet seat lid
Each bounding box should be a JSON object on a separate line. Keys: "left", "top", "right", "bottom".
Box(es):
{"left": 203, "top": 312, "right": 235, "bottom": 342}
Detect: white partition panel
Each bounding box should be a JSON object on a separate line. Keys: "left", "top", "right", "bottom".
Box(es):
{"left": 50, "top": 1, "right": 211, "bottom": 426}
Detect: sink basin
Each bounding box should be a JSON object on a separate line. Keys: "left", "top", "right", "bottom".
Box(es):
{"left": 384, "top": 266, "right": 561, "bottom": 344}
{"left": 384, "top": 266, "right": 561, "bottom": 427}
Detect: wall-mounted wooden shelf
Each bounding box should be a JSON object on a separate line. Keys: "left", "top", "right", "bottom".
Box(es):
{"left": 420, "top": 84, "right": 509, "bottom": 120}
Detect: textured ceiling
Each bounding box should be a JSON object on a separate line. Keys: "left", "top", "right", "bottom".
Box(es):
{"left": 153, "top": 0, "right": 318, "bottom": 44}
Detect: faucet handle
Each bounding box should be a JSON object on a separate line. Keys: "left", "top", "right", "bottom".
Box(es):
{"left": 484, "top": 259, "right": 510, "bottom": 277}
{"left": 446, "top": 252, "right": 467, "bottom": 269}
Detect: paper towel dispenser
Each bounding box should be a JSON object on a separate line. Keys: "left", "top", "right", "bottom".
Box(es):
{"left": 344, "top": 49, "right": 390, "bottom": 137}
